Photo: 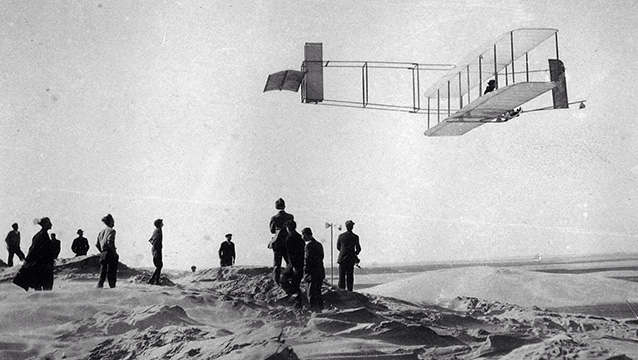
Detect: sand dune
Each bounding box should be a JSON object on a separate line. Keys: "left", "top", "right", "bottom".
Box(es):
{"left": 1, "top": 258, "right": 638, "bottom": 359}
{"left": 363, "top": 266, "right": 638, "bottom": 309}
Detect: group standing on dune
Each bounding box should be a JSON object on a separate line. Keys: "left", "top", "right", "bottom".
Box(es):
{"left": 267, "top": 197, "right": 362, "bottom": 311}
{"left": 4, "top": 198, "right": 362, "bottom": 311}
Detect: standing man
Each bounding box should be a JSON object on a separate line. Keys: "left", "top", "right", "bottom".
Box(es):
{"left": 218, "top": 233, "right": 235, "bottom": 267}
{"left": 148, "top": 219, "right": 163, "bottom": 285}
{"left": 5, "top": 223, "right": 25, "bottom": 266}
{"left": 50, "top": 233, "right": 61, "bottom": 260}
{"left": 71, "top": 229, "right": 89, "bottom": 256}
{"left": 269, "top": 198, "right": 294, "bottom": 284}
{"left": 284, "top": 221, "right": 305, "bottom": 306}
{"left": 303, "top": 227, "right": 325, "bottom": 311}
{"left": 337, "top": 220, "right": 361, "bottom": 291}
{"left": 96, "top": 214, "right": 118, "bottom": 289}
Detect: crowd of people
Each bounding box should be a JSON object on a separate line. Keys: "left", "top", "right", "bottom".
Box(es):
{"left": 4, "top": 197, "right": 362, "bottom": 312}
{"left": 5, "top": 214, "right": 158, "bottom": 291}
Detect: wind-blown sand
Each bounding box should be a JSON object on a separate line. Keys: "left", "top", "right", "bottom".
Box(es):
{"left": 1, "top": 256, "right": 638, "bottom": 359}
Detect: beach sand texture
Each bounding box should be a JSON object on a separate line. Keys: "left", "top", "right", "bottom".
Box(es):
{"left": 1, "top": 255, "right": 638, "bottom": 359}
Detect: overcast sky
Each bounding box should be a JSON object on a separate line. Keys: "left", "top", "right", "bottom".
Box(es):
{"left": 1, "top": 0, "right": 637, "bottom": 270}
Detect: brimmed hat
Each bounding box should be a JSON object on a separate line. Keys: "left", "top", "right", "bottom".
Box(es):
{"left": 102, "top": 214, "right": 114, "bottom": 224}
{"left": 345, "top": 220, "right": 355, "bottom": 227}
{"left": 225, "top": 233, "right": 232, "bottom": 238}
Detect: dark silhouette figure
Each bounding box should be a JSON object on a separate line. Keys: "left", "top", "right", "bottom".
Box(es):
{"left": 269, "top": 198, "right": 294, "bottom": 284}
{"left": 148, "top": 219, "right": 163, "bottom": 285}
{"left": 5, "top": 223, "right": 25, "bottom": 266}
{"left": 13, "top": 217, "right": 56, "bottom": 291}
{"left": 50, "top": 233, "right": 61, "bottom": 260}
{"left": 282, "top": 221, "right": 305, "bottom": 306}
{"left": 337, "top": 220, "right": 361, "bottom": 291}
{"left": 303, "top": 227, "right": 325, "bottom": 311}
{"left": 218, "top": 233, "right": 235, "bottom": 267}
{"left": 96, "top": 214, "right": 118, "bottom": 288}
{"left": 191, "top": 265, "right": 197, "bottom": 273}
{"left": 484, "top": 79, "right": 496, "bottom": 94}
{"left": 71, "top": 229, "right": 89, "bottom": 256}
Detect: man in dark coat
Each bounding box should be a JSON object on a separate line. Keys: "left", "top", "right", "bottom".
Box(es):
{"left": 96, "top": 214, "right": 118, "bottom": 289}
{"left": 281, "top": 221, "right": 305, "bottom": 306}
{"left": 50, "top": 233, "right": 61, "bottom": 259}
{"left": 71, "top": 229, "right": 89, "bottom": 256}
{"left": 218, "top": 233, "right": 235, "bottom": 267}
{"left": 148, "top": 219, "right": 163, "bottom": 285}
{"left": 5, "top": 223, "right": 25, "bottom": 266}
{"left": 13, "top": 217, "right": 55, "bottom": 291}
{"left": 269, "top": 198, "right": 294, "bottom": 283}
{"left": 337, "top": 220, "right": 361, "bottom": 291}
{"left": 303, "top": 227, "right": 325, "bottom": 311}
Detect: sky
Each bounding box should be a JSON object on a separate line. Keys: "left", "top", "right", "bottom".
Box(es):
{"left": 1, "top": 0, "right": 637, "bottom": 270}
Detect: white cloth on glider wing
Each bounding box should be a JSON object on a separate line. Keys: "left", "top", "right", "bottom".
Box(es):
{"left": 263, "top": 70, "right": 305, "bottom": 92}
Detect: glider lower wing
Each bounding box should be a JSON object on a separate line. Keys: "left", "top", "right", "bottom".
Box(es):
{"left": 424, "top": 82, "right": 557, "bottom": 136}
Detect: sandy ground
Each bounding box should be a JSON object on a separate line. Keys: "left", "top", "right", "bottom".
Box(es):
{"left": 1, "top": 256, "right": 638, "bottom": 359}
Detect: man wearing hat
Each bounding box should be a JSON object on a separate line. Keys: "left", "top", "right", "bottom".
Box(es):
{"left": 218, "top": 233, "right": 235, "bottom": 267}
{"left": 148, "top": 219, "right": 164, "bottom": 285}
{"left": 303, "top": 227, "right": 325, "bottom": 311}
{"left": 336, "top": 220, "right": 361, "bottom": 291}
{"left": 71, "top": 229, "right": 89, "bottom": 256}
{"left": 269, "top": 198, "right": 294, "bottom": 283}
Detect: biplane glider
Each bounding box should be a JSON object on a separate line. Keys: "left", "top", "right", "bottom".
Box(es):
{"left": 264, "top": 28, "right": 584, "bottom": 136}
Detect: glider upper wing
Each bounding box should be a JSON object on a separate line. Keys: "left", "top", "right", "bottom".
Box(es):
{"left": 422, "top": 28, "right": 558, "bottom": 100}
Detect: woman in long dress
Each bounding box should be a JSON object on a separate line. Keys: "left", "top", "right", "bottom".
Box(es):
{"left": 13, "top": 217, "right": 55, "bottom": 291}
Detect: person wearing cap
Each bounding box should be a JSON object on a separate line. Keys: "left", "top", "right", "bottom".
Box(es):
{"left": 5, "top": 223, "right": 25, "bottom": 266}
{"left": 303, "top": 227, "right": 325, "bottom": 311}
{"left": 269, "top": 198, "right": 294, "bottom": 284}
{"left": 336, "top": 220, "right": 361, "bottom": 291}
{"left": 71, "top": 229, "right": 89, "bottom": 256}
{"left": 148, "top": 219, "right": 164, "bottom": 285}
{"left": 218, "top": 233, "right": 235, "bottom": 267}
{"left": 96, "top": 214, "right": 118, "bottom": 288}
